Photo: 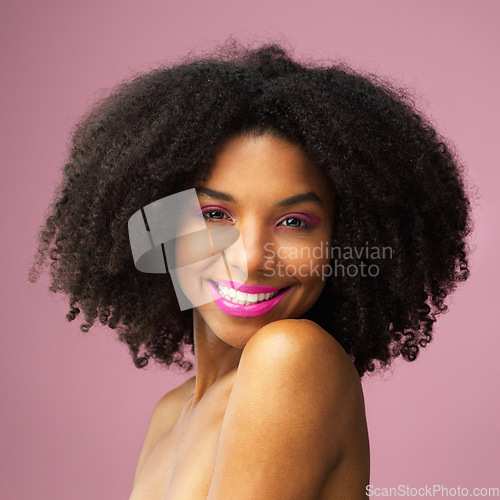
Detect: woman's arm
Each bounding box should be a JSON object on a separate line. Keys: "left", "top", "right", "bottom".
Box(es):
{"left": 207, "top": 319, "right": 368, "bottom": 499}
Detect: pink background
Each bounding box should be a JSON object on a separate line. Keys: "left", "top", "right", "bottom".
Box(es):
{"left": 2, "top": 1, "right": 499, "bottom": 498}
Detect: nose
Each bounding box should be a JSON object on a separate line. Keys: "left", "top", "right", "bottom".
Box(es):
{"left": 224, "top": 217, "right": 275, "bottom": 279}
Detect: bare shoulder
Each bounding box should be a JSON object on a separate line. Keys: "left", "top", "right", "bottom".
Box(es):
{"left": 243, "top": 318, "right": 360, "bottom": 391}
{"left": 239, "top": 318, "right": 364, "bottom": 429}
{"left": 242, "top": 319, "right": 368, "bottom": 465}
{"left": 132, "top": 375, "right": 195, "bottom": 486}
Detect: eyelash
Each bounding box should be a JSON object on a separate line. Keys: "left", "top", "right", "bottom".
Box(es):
{"left": 277, "top": 214, "right": 314, "bottom": 229}
{"left": 200, "top": 207, "right": 317, "bottom": 229}
{"left": 201, "top": 207, "right": 234, "bottom": 223}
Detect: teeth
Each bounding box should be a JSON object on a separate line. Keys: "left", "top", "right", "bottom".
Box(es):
{"left": 214, "top": 283, "right": 282, "bottom": 305}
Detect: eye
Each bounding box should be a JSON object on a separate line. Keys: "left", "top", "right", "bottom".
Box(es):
{"left": 277, "top": 216, "right": 308, "bottom": 228}
{"left": 276, "top": 212, "right": 319, "bottom": 229}
{"left": 201, "top": 207, "right": 233, "bottom": 223}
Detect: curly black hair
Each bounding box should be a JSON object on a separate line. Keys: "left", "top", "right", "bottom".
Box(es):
{"left": 30, "top": 41, "right": 472, "bottom": 377}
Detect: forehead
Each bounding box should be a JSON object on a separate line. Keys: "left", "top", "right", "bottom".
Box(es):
{"left": 202, "top": 134, "right": 332, "bottom": 206}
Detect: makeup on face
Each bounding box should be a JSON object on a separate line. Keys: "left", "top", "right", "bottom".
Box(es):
{"left": 195, "top": 189, "right": 328, "bottom": 319}
{"left": 197, "top": 187, "right": 322, "bottom": 232}
{"left": 188, "top": 134, "right": 333, "bottom": 345}
{"left": 194, "top": 190, "right": 323, "bottom": 316}
{"left": 208, "top": 280, "right": 292, "bottom": 318}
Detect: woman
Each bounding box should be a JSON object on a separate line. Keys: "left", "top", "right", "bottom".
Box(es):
{"left": 30, "top": 43, "right": 471, "bottom": 499}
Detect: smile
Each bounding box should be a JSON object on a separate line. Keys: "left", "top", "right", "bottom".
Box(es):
{"left": 208, "top": 280, "right": 291, "bottom": 318}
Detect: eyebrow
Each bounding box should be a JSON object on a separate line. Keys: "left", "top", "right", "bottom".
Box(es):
{"left": 276, "top": 192, "right": 324, "bottom": 207}
{"left": 196, "top": 187, "right": 236, "bottom": 203}
{"left": 197, "top": 187, "right": 324, "bottom": 207}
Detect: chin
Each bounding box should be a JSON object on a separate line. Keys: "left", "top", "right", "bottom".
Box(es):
{"left": 195, "top": 304, "right": 301, "bottom": 351}
{"left": 200, "top": 310, "right": 272, "bottom": 348}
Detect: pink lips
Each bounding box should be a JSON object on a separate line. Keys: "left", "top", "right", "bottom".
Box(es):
{"left": 208, "top": 280, "right": 290, "bottom": 318}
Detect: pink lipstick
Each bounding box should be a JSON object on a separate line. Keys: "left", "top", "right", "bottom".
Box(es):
{"left": 208, "top": 280, "right": 291, "bottom": 318}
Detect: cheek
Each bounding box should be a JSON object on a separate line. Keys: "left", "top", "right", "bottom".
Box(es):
{"left": 275, "top": 237, "right": 331, "bottom": 281}
{"left": 171, "top": 247, "right": 219, "bottom": 310}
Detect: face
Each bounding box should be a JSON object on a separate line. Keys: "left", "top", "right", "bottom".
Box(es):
{"left": 178, "top": 133, "right": 334, "bottom": 348}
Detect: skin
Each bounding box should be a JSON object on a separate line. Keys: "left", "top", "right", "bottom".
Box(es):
{"left": 129, "top": 134, "right": 370, "bottom": 499}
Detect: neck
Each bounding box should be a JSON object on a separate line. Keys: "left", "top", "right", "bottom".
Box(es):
{"left": 191, "top": 309, "right": 242, "bottom": 404}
